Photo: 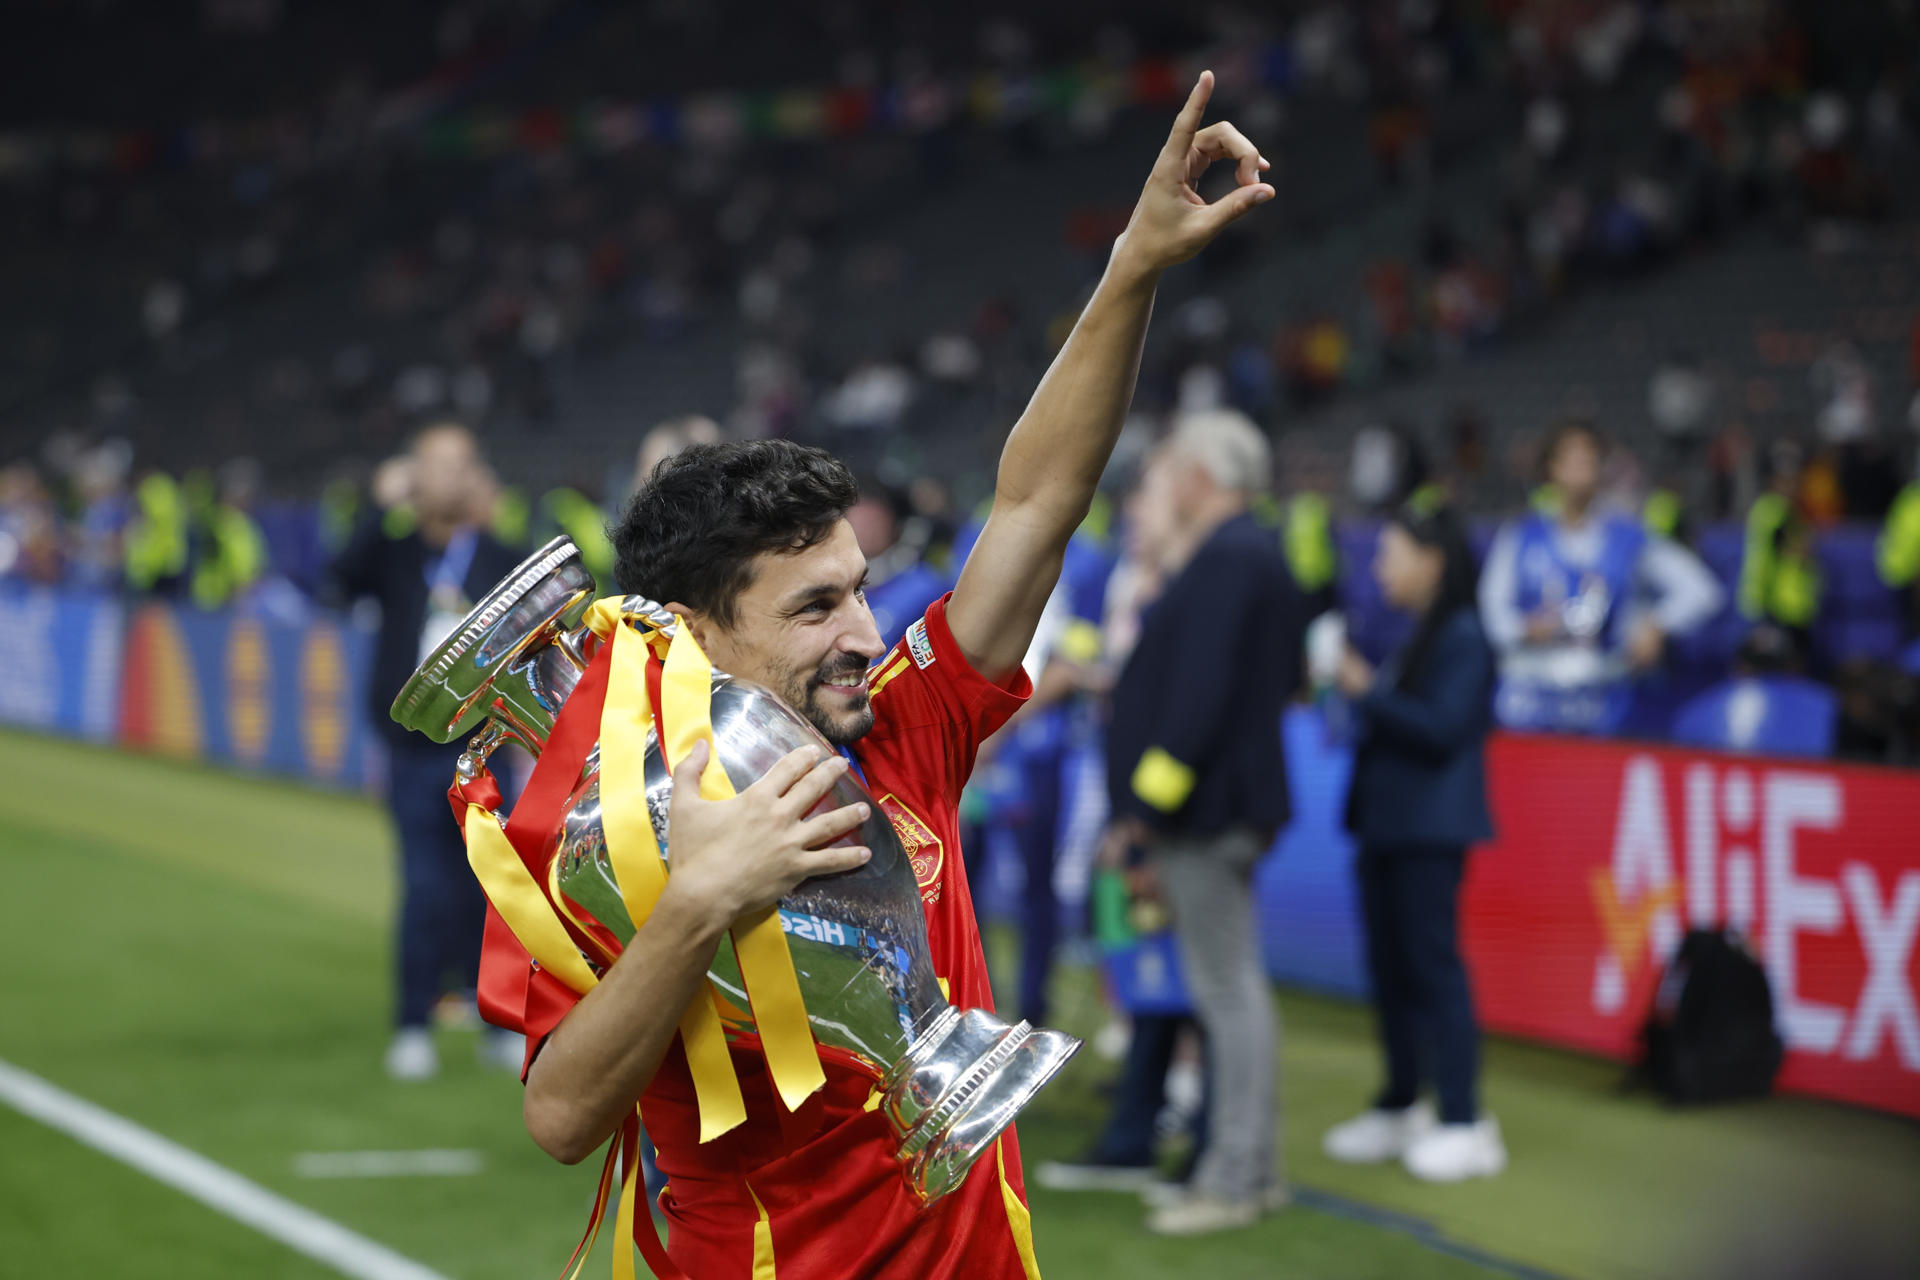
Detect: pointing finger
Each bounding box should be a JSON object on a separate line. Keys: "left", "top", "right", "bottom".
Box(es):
{"left": 1162, "top": 70, "right": 1215, "bottom": 160}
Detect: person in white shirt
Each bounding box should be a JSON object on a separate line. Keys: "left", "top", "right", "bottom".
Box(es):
{"left": 1479, "top": 420, "right": 1724, "bottom": 734}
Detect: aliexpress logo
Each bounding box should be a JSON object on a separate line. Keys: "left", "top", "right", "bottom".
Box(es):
{"left": 1589, "top": 755, "right": 1919, "bottom": 1072}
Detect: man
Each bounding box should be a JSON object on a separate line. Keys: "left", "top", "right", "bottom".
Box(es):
{"left": 1035, "top": 461, "right": 1208, "bottom": 1200}
{"left": 1480, "top": 420, "right": 1723, "bottom": 735}
{"left": 188, "top": 457, "right": 269, "bottom": 611}
{"left": 331, "top": 423, "right": 522, "bottom": 1079}
{"left": 1737, "top": 441, "right": 1821, "bottom": 669}
{"left": 1877, "top": 458, "right": 1920, "bottom": 649}
{"left": 634, "top": 414, "right": 725, "bottom": 495}
{"left": 1105, "top": 409, "right": 1303, "bottom": 1234}
{"left": 492, "top": 74, "right": 1272, "bottom": 1278}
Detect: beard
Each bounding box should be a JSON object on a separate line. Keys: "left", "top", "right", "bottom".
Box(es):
{"left": 778, "top": 653, "right": 876, "bottom": 746}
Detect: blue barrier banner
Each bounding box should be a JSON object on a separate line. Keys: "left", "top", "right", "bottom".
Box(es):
{"left": 117, "top": 600, "right": 378, "bottom": 789}
{"left": 0, "top": 585, "right": 123, "bottom": 742}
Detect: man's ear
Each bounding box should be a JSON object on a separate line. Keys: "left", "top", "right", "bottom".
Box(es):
{"left": 661, "top": 602, "right": 715, "bottom": 654}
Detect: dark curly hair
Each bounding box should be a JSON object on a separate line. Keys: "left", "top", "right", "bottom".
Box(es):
{"left": 611, "top": 440, "right": 859, "bottom": 627}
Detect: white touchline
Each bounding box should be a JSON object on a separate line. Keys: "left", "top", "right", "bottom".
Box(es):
{"left": 294, "top": 1150, "right": 486, "bottom": 1179}
{"left": 0, "top": 1057, "right": 453, "bottom": 1280}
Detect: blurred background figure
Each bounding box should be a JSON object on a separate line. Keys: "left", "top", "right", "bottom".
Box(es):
{"left": 66, "top": 439, "right": 132, "bottom": 592}
{"left": 1038, "top": 463, "right": 1206, "bottom": 1200}
{"left": 188, "top": 457, "right": 268, "bottom": 613}
{"left": 327, "top": 423, "right": 521, "bottom": 1080}
{"left": 1480, "top": 420, "right": 1723, "bottom": 734}
{"left": 847, "top": 475, "right": 949, "bottom": 653}
{"left": 1326, "top": 499, "right": 1501, "bottom": 1183}
{"left": 0, "top": 462, "right": 69, "bottom": 585}
{"left": 1105, "top": 410, "right": 1303, "bottom": 1235}
{"left": 633, "top": 416, "right": 725, "bottom": 500}
{"left": 1738, "top": 440, "right": 1824, "bottom": 671}
{"left": 1878, "top": 455, "right": 1920, "bottom": 655}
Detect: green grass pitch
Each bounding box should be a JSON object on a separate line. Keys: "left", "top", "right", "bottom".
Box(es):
{"left": 2, "top": 728, "right": 1915, "bottom": 1279}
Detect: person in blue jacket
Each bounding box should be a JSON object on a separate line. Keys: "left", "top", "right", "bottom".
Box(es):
{"left": 1325, "top": 498, "right": 1508, "bottom": 1184}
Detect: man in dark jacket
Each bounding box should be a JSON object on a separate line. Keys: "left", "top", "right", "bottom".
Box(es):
{"left": 1107, "top": 409, "right": 1305, "bottom": 1234}
{"left": 331, "top": 423, "right": 521, "bottom": 1080}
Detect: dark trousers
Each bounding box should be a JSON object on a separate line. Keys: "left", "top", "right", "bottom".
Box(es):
{"left": 387, "top": 742, "right": 487, "bottom": 1029}
{"left": 1356, "top": 844, "right": 1480, "bottom": 1124}
{"left": 958, "top": 749, "right": 1064, "bottom": 1025}
{"left": 1012, "top": 752, "right": 1062, "bottom": 1025}
{"left": 1088, "top": 1014, "right": 1209, "bottom": 1169}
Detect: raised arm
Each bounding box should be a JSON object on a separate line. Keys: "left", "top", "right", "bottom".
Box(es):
{"left": 947, "top": 71, "right": 1274, "bottom": 681}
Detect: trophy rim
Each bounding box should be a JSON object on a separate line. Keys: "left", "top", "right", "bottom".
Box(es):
{"left": 389, "top": 534, "right": 589, "bottom": 742}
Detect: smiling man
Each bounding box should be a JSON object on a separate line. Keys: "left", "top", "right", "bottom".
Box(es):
{"left": 501, "top": 73, "right": 1274, "bottom": 1279}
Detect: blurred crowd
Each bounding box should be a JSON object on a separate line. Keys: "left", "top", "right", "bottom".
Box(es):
{"left": 10, "top": 295, "right": 1920, "bottom": 745}
{"left": 7, "top": 2, "right": 1914, "bottom": 488}
{"left": 4, "top": 2, "right": 1920, "bottom": 764}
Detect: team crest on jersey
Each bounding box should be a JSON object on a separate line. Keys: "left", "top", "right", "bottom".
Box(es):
{"left": 878, "top": 793, "right": 943, "bottom": 904}
{"left": 905, "top": 617, "right": 936, "bottom": 670}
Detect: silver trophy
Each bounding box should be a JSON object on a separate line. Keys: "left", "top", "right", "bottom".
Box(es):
{"left": 391, "top": 537, "right": 1079, "bottom": 1202}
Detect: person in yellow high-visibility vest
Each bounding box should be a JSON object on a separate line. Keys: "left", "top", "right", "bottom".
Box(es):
{"left": 1643, "top": 486, "right": 1684, "bottom": 542}
{"left": 188, "top": 460, "right": 269, "bottom": 610}
{"left": 1738, "top": 445, "right": 1822, "bottom": 667}
{"left": 124, "top": 471, "right": 191, "bottom": 596}
{"left": 1282, "top": 489, "right": 1338, "bottom": 615}
{"left": 1878, "top": 477, "right": 1920, "bottom": 638}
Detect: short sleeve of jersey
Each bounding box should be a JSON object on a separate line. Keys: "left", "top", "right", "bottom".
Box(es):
{"left": 863, "top": 591, "right": 1032, "bottom": 800}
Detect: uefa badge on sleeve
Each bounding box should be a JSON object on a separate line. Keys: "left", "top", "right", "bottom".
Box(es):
{"left": 906, "top": 617, "right": 936, "bottom": 670}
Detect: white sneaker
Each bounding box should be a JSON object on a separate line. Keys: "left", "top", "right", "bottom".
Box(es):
{"left": 1322, "top": 1100, "right": 1436, "bottom": 1164}
{"left": 1092, "top": 1018, "right": 1130, "bottom": 1063}
{"left": 1034, "top": 1158, "right": 1160, "bottom": 1193}
{"left": 384, "top": 1028, "right": 439, "bottom": 1081}
{"left": 1145, "top": 1192, "right": 1261, "bottom": 1236}
{"left": 1403, "top": 1117, "right": 1507, "bottom": 1183}
{"left": 1142, "top": 1180, "right": 1290, "bottom": 1213}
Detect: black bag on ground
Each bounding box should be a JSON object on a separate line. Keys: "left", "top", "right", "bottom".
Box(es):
{"left": 1638, "top": 926, "right": 1784, "bottom": 1104}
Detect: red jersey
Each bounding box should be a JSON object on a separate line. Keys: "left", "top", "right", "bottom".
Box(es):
{"left": 490, "top": 594, "right": 1040, "bottom": 1280}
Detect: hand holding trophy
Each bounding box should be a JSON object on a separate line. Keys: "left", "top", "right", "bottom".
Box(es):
{"left": 392, "top": 536, "right": 1080, "bottom": 1203}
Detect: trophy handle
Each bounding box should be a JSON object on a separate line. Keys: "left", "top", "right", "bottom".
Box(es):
{"left": 391, "top": 536, "right": 598, "bottom": 749}
{"left": 457, "top": 721, "right": 512, "bottom": 783}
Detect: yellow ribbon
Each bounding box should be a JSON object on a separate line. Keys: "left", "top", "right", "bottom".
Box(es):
{"left": 599, "top": 613, "right": 747, "bottom": 1142}
{"left": 583, "top": 596, "right": 824, "bottom": 1120}
{"left": 611, "top": 1118, "right": 642, "bottom": 1280}
{"left": 659, "top": 614, "right": 825, "bottom": 1115}
{"left": 463, "top": 805, "right": 598, "bottom": 996}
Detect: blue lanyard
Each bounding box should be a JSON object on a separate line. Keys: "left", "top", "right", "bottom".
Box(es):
{"left": 424, "top": 527, "right": 478, "bottom": 596}
{"left": 838, "top": 745, "right": 868, "bottom": 788}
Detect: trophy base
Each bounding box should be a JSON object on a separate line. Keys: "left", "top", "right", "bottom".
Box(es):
{"left": 887, "top": 1007, "right": 1082, "bottom": 1203}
